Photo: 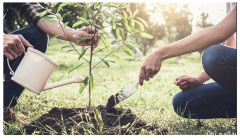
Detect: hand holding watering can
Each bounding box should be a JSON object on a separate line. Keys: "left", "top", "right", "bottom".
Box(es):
{"left": 7, "top": 47, "right": 84, "bottom": 95}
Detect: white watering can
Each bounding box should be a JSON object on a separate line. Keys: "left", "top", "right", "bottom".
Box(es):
{"left": 7, "top": 47, "right": 84, "bottom": 95}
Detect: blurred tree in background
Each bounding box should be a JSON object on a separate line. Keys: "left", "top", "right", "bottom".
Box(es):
{"left": 196, "top": 12, "right": 214, "bottom": 29}
{"left": 4, "top": 2, "right": 215, "bottom": 58}
{"left": 155, "top": 3, "right": 193, "bottom": 44}
{"left": 129, "top": 3, "right": 165, "bottom": 56}
{"left": 111, "top": 3, "right": 166, "bottom": 56}
{"left": 153, "top": 3, "right": 193, "bottom": 59}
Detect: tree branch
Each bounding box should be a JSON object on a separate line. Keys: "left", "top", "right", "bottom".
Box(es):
{"left": 91, "top": 50, "right": 115, "bottom": 70}
{"left": 54, "top": 13, "right": 89, "bottom": 63}
{"left": 92, "top": 33, "right": 136, "bottom": 55}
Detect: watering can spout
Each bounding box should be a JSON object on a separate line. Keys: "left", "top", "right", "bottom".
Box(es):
{"left": 43, "top": 75, "right": 84, "bottom": 91}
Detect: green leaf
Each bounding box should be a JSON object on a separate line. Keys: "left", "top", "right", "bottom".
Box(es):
{"left": 74, "top": 4, "right": 85, "bottom": 8}
{"left": 79, "top": 85, "right": 85, "bottom": 94}
{"left": 111, "top": 40, "right": 117, "bottom": 45}
{"left": 120, "top": 3, "right": 129, "bottom": 8}
{"left": 133, "top": 10, "right": 139, "bottom": 17}
{"left": 108, "top": 61, "right": 116, "bottom": 63}
{"left": 96, "top": 13, "right": 103, "bottom": 18}
{"left": 51, "top": 34, "right": 61, "bottom": 39}
{"left": 119, "top": 28, "right": 125, "bottom": 37}
{"left": 37, "top": 10, "right": 48, "bottom": 17}
{"left": 62, "top": 11, "right": 72, "bottom": 18}
{"left": 95, "top": 24, "right": 103, "bottom": 29}
{"left": 75, "top": 37, "right": 89, "bottom": 44}
{"left": 130, "top": 18, "right": 135, "bottom": 28}
{"left": 100, "top": 29, "right": 109, "bottom": 37}
{"left": 125, "top": 40, "right": 135, "bottom": 47}
{"left": 66, "top": 49, "right": 75, "bottom": 53}
{"left": 108, "top": 3, "right": 118, "bottom": 8}
{"left": 99, "top": 58, "right": 110, "bottom": 68}
{"left": 135, "top": 20, "right": 144, "bottom": 31}
{"left": 68, "top": 63, "right": 84, "bottom": 74}
{"left": 124, "top": 23, "right": 131, "bottom": 32}
{"left": 135, "top": 17, "right": 148, "bottom": 28}
{"left": 135, "top": 47, "right": 141, "bottom": 55}
{"left": 41, "top": 16, "right": 56, "bottom": 23}
{"left": 78, "top": 17, "right": 89, "bottom": 24}
{"left": 63, "top": 22, "right": 69, "bottom": 29}
{"left": 56, "top": 13, "right": 63, "bottom": 21}
{"left": 124, "top": 47, "right": 134, "bottom": 57}
{"left": 84, "top": 77, "right": 89, "bottom": 86}
{"left": 128, "top": 8, "right": 133, "bottom": 17}
{"left": 102, "top": 11, "right": 109, "bottom": 19}
{"left": 72, "top": 21, "right": 83, "bottom": 28}
{"left": 61, "top": 46, "right": 69, "bottom": 49}
{"left": 99, "top": 34, "right": 109, "bottom": 49}
{"left": 134, "top": 44, "right": 140, "bottom": 47}
{"left": 103, "top": 11, "right": 115, "bottom": 20}
{"left": 78, "top": 48, "right": 88, "bottom": 61}
{"left": 57, "top": 2, "right": 70, "bottom": 13}
{"left": 122, "top": 10, "right": 128, "bottom": 19}
{"left": 140, "top": 32, "right": 153, "bottom": 39}
{"left": 112, "top": 24, "right": 116, "bottom": 30}
{"left": 108, "top": 13, "right": 116, "bottom": 21}
{"left": 90, "top": 73, "right": 94, "bottom": 90}
{"left": 116, "top": 27, "right": 122, "bottom": 42}
{"left": 112, "top": 54, "right": 120, "bottom": 60}
{"left": 87, "top": 8, "right": 94, "bottom": 17}
{"left": 94, "top": 3, "right": 99, "bottom": 9}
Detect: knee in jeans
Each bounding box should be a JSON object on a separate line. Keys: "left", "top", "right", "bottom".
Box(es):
{"left": 31, "top": 27, "right": 47, "bottom": 38}
{"left": 29, "top": 27, "right": 49, "bottom": 53}
{"left": 172, "top": 92, "right": 189, "bottom": 118}
{"left": 202, "top": 45, "right": 222, "bottom": 75}
{"left": 33, "top": 27, "right": 48, "bottom": 41}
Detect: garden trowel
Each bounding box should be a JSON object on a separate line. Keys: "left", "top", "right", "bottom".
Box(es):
{"left": 106, "top": 79, "right": 139, "bottom": 109}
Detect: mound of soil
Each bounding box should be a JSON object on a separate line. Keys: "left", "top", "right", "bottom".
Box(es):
{"left": 24, "top": 105, "right": 168, "bottom": 135}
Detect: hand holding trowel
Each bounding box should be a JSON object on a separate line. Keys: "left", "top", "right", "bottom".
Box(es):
{"left": 106, "top": 79, "right": 139, "bottom": 109}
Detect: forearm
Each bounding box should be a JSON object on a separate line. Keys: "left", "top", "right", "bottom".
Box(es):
{"left": 158, "top": 26, "right": 219, "bottom": 60}
{"left": 36, "top": 15, "right": 77, "bottom": 42}
{"left": 157, "top": 6, "right": 236, "bottom": 61}
{"left": 197, "top": 71, "right": 211, "bottom": 84}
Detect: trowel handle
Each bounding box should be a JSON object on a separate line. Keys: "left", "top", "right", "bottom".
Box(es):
{"left": 133, "top": 79, "right": 139, "bottom": 87}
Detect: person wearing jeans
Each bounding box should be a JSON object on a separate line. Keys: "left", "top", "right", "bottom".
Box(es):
{"left": 172, "top": 45, "right": 236, "bottom": 119}
{"left": 138, "top": 5, "right": 236, "bottom": 119}
{"left": 4, "top": 27, "right": 49, "bottom": 108}
{"left": 3, "top": 3, "right": 100, "bottom": 124}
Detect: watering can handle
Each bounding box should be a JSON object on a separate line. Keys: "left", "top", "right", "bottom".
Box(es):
{"left": 7, "top": 51, "right": 25, "bottom": 75}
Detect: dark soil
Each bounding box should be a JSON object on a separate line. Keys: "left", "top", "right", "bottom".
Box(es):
{"left": 24, "top": 105, "right": 168, "bottom": 135}
{"left": 106, "top": 93, "right": 120, "bottom": 109}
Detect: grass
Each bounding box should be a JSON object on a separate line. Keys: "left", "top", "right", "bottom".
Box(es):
{"left": 4, "top": 39, "right": 237, "bottom": 135}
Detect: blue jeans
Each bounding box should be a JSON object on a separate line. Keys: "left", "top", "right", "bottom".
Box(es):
{"left": 4, "top": 26, "right": 49, "bottom": 107}
{"left": 172, "top": 45, "right": 237, "bottom": 119}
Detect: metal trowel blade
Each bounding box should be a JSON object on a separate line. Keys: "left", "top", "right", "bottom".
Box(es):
{"left": 106, "top": 79, "right": 139, "bottom": 109}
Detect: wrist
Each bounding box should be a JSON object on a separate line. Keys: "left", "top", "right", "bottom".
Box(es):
{"left": 196, "top": 75, "right": 204, "bottom": 85}
{"left": 64, "top": 27, "right": 77, "bottom": 42}
{"left": 197, "top": 71, "right": 210, "bottom": 84}
{"left": 156, "top": 46, "right": 168, "bottom": 61}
